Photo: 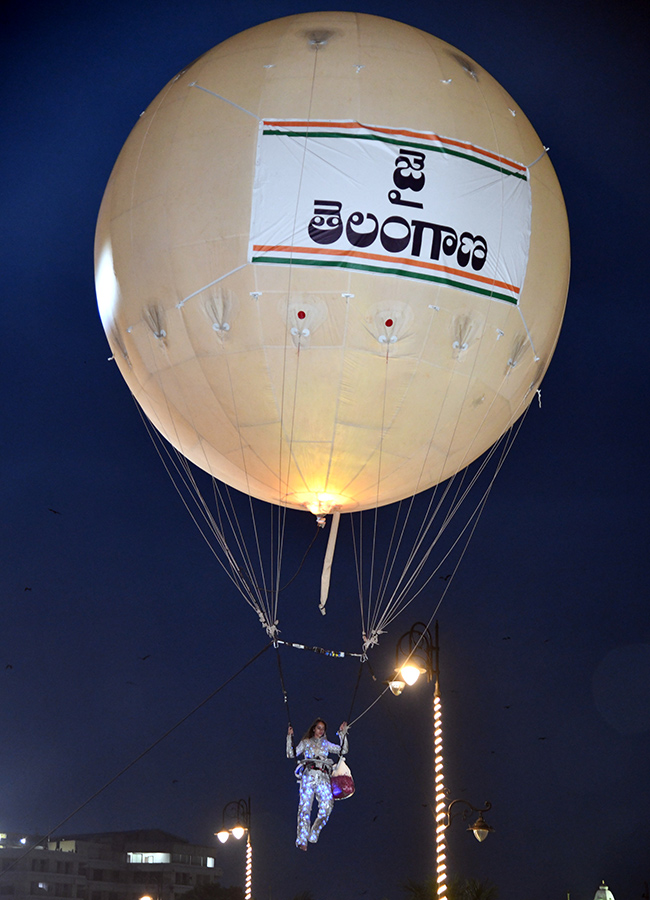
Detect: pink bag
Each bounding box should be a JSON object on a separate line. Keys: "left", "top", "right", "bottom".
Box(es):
{"left": 330, "top": 757, "right": 355, "bottom": 799}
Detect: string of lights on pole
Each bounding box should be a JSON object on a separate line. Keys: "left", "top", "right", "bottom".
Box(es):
{"left": 387, "top": 622, "right": 494, "bottom": 899}
{"left": 434, "top": 680, "right": 446, "bottom": 899}
{"left": 215, "top": 798, "right": 252, "bottom": 900}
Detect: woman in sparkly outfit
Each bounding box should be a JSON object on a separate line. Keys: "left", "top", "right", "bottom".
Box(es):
{"left": 286, "top": 718, "right": 349, "bottom": 850}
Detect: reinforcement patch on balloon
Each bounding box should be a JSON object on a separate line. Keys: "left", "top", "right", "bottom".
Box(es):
{"left": 249, "top": 120, "right": 531, "bottom": 305}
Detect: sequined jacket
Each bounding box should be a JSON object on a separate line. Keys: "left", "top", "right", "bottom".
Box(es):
{"left": 286, "top": 729, "right": 349, "bottom": 778}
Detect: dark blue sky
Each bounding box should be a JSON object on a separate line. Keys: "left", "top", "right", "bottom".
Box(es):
{"left": 2, "top": 1, "right": 649, "bottom": 899}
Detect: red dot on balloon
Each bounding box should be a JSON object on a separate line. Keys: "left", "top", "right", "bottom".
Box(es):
{"left": 298, "top": 310, "right": 306, "bottom": 319}
{"left": 385, "top": 318, "right": 394, "bottom": 327}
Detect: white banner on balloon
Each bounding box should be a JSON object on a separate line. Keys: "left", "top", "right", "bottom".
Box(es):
{"left": 249, "top": 120, "right": 531, "bottom": 305}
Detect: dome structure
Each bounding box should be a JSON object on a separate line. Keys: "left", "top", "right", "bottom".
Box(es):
{"left": 594, "top": 882, "right": 615, "bottom": 900}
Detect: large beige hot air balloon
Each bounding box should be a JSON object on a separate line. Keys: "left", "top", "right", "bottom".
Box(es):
{"left": 96, "top": 12, "right": 569, "bottom": 521}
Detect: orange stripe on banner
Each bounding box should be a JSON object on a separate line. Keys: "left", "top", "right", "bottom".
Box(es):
{"left": 252, "top": 244, "right": 520, "bottom": 294}
{"left": 262, "top": 120, "right": 527, "bottom": 173}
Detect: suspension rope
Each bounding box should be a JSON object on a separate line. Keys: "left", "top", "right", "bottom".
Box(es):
{"left": 371, "top": 403, "right": 532, "bottom": 639}
{"left": 135, "top": 406, "right": 276, "bottom": 633}
{"left": 363, "top": 359, "right": 539, "bottom": 648}
{"left": 136, "top": 396, "right": 322, "bottom": 635}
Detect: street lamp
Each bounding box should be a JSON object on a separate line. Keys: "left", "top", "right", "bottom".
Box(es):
{"left": 388, "top": 621, "right": 436, "bottom": 694}
{"left": 443, "top": 798, "right": 495, "bottom": 842}
{"left": 389, "top": 624, "right": 447, "bottom": 896}
{"left": 389, "top": 624, "right": 493, "bottom": 899}
{"left": 215, "top": 798, "right": 252, "bottom": 900}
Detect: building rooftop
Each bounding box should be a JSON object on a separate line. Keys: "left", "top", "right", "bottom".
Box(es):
{"left": 54, "top": 831, "right": 190, "bottom": 846}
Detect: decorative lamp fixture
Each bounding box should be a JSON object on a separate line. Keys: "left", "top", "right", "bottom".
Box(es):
{"left": 444, "top": 799, "right": 494, "bottom": 843}
{"left": 468, "top": 813, "right": 495, "bottom": 842}
{"left": 400, "top": 662, "right": 427, "bottom": 686}
{"left": 391, "top": 622, "right": 436, "bottom": 691}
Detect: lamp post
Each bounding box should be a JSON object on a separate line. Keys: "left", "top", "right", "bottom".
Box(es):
{"left": 215, "top": 797, "right": 252, "bottom": 900}
{"left": 389, "top": 624, "right": 493, "bottom": 899}
{"left": 388, "top": 623, "right": 447, "bottom": 897}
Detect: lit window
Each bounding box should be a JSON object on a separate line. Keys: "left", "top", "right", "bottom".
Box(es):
{"left": 126, "top": 853, "right": 170, "bottom": 865}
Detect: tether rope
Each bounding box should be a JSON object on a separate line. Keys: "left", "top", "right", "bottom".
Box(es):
{"left": 0, "top": 641, "right": 273, "bottom": 876}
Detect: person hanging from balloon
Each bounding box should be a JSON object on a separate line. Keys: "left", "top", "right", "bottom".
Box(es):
{"left": 286, "top": 718, "right": 348, "bottom": 850}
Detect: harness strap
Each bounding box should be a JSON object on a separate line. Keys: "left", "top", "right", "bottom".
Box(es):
{"left": 296, "top": 758, "right": 334, "bottom": 779}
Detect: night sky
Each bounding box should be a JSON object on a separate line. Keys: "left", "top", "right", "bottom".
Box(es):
{"left": 2, "top": 1, "right": 649, "bottom": 900}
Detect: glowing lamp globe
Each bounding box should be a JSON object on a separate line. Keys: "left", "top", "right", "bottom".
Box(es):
{"left": 400, "top": 664, "right": 425, "bottom": 686}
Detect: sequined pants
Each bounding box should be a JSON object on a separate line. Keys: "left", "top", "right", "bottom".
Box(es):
{"left": 296, "top": 769, "right": 334, "bottom": 847}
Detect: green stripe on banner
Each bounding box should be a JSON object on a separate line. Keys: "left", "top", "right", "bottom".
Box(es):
{"left": 261, "top": 129, "right": 528, "bottom": 181}
{"left": 251, "top": 256, "right": 519, "bottom": 304}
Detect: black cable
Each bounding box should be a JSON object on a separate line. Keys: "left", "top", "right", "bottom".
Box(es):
{"left": 277, "top": 525, "right": 322, "bottom": 592}
{"left": 276, "top": 644, "right": 299, "bottom": 760}
{"left": 0, "top": 640, "right": 273, "bottom": 877}
{"left": 227, "top": 524, "right": 323, "bottom": 602}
